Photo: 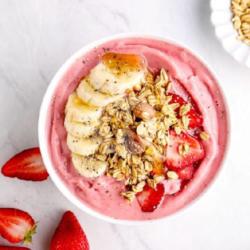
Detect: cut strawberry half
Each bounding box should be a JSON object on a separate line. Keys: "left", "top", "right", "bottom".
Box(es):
{"left": 136, "top": 183, "right": 165, "bottom": 212}
{"left": 0, "top": 246, "right": 30, "bottom": 250}
{"left": 50, "top": 211, "right": 89, "bottom": 250}
{"left": 165, "top": 131, "right": 205, "bottom": 169}
{"left": 187, "top": 109, "right": 203, "bottom": 128}
{"left": 1, "top": 147, "right": 48, "bottom": 181}
{"left": 0, "top": 208, "right": 36, "bottom": 244}
{"left": 169, "top": 93, "right": 186, "bottom": 106}
{"left": 177, "top": 165, "right": 195, "bottom": 180}
{"left": 169, "top": 93, "right": 203, "bottom": 128}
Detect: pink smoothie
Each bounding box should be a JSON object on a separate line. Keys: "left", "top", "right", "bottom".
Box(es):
{"left": 45, "top": 37, "right": 228, "bottom": 220}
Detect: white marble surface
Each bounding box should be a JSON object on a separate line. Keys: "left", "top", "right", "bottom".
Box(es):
{"left": 0, "top": 0, "right": 250, "bottom": 249}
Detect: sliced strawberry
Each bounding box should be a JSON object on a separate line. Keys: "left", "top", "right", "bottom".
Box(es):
{"left": 50, "top": 211, "right": 89, "bottom": 250}
{"left": 0, "top": 208, "right": 36, "bottom": 244}
{"left": 170, "top": 93, "right": 186, "bottom": 106}
{"left": 136, "top": 183, "right": 165, "bottom": 212}
{"left": 1, "top": 147, "right": 48, "bottom": 181}
{"left": 177, "top": 165, "right": 195, "bottom": 180}
{"left": 169, "top": 93, "right": 203, "bottom": 128}
{"left": 165, "top": 131, "right": 205, "bottom": 169}
{"left": 187, "top": 109, "right": 203, "bottom": 128}
{"left": 0, "top": 246, "right": 30, "bottom": 250}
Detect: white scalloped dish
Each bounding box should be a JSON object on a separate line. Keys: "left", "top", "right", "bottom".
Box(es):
{"left": 211, "top": 0, "right": 250, "bottom": 67}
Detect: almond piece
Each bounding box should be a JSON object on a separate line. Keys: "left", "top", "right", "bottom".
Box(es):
{"left": 133, "top": 102, "right": 156, "bottom": 121}
{"left": 124, "top": 129, "right": 145, "bottom": 154}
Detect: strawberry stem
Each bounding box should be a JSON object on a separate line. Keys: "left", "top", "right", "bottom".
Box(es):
{"left": 24, "top": 224, "right": 37, "bottom": 244}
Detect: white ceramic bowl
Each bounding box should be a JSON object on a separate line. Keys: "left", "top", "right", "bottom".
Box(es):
{"left": 211, "top": 0, "right": 250, "bottom": 67}
{"left": 38, "top": 34, "right": 230, "bottom": 225}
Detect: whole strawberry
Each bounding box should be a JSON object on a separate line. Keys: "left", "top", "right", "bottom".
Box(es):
{"left": 0, "top": 208, "right": 36, "bottom": 244}
{"left": 50, "top": 211, "right": 89, "bottom": 250}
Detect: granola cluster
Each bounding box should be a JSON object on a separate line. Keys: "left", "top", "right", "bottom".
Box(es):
{"left": 89, "top": 69, "right": 205, "bottom": 202}
{"left": 231, "top": 0, "right": 250, "bottom": 45}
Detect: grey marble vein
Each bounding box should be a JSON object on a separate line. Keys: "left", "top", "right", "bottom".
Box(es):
{"left": 0, "top": 0, "right": 250, "bottom": 250}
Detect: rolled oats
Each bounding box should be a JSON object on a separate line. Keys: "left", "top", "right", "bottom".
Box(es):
{"left": 156, "top": 130, "right": 168, "bottom": 146}
{"left": 200, "top": 131, "right": 210, "bottom": 141}
{"left": 154, "top": 175, "right": 165, "bottom": 183}
{"left": 167, "top": 171, "right": 179, "bottom": 180}
{"left": 93, "top": 68, "right": 198, "bottom": 202}
{"left": 231, "top": 0, "right": 250, "bottom": 45}
{"left": 179, "top": 104, "right": 191, "bottom": 116}
{"left": 121, "top": 191, "right": 135, "bottom": 202}
{"left": 116, "top": 144, "right": 128, "bottom": 159}
{"left": 147, "top": 178, "right": 157, "bottom": 189}
{"left": 132, "top": 181, "right": 146, "bottom": 193}
{"left": 178, "top": 142, "right": 190, "bottom": 156}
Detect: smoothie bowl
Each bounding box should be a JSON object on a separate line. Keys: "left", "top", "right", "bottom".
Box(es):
{"left": 38, "top": 34, "right": 229, "bottom": 224}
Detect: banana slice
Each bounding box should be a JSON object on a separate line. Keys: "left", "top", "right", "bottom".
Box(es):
{"left": 65, "top": 93, "right": 102, "bottom": 123}
{"left": 71, "top": 153, "right": 107, "bottom": 178}
{"left": 64, "top": 116, "right": 100, "bottom": 138}
{"left": 67, "top": 134, "right": 102, "bottom": 156}
{"left": 76, "top": 78, "right": 123, "bottom": 107}
{"left": 89, "top": 53, "right": 146, "bottom": 95}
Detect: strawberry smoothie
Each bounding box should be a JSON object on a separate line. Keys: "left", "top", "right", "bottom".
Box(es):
{"left": 45, "top": 37, "right": 228, "bottom": 220}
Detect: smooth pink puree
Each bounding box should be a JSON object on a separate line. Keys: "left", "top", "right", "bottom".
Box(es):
{"left": 46, "top": 37, "right": 228, "bottom": 220}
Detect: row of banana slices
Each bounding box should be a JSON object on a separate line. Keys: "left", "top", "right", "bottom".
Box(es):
{"left": 65, "top": 53, "right": 146, "bottom": 178}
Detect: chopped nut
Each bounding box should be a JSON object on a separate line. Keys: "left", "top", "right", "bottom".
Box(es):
{"left": 133, "top": 102, "right": 156, "bottom": 121}
{"left": 124, "top": 129, "right": 145, "bottom": 154}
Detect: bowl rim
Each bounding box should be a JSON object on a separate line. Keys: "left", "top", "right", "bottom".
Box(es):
{"left": 38, "top": 33, "right": 231, "bottom": 225}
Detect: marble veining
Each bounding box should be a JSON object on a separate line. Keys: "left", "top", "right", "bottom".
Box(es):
{"left": 0, "top": 0, "right": 250, "bottom": 249}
